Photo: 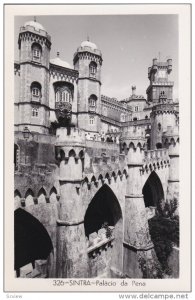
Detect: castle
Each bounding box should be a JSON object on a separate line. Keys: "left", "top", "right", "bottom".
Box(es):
{"left": 14, "top": 19, "right": 179, "bottom": 279}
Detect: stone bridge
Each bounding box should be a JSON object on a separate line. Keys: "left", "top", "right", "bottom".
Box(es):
{"left": 14, "top": 127, "right": 177, "bottom": 279}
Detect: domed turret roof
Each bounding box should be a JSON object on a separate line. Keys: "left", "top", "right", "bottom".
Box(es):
{"left": 80, "top": 40, "right": 98, "bottom": 50}
{"left": 50, "top": 53, "right": 72, "bottom": 69}
{"left": 24, "top": 20, "right": 45, "bottom": 31}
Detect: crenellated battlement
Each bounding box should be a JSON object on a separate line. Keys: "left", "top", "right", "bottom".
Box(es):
{"left": 151, "top": 103, "right": 177, "bottom": 117}
{"left": 142, "top": 149, "right": 170, "bottom": 174}
{"left": 144, "top": 149, "right": 169, "bottom": 162}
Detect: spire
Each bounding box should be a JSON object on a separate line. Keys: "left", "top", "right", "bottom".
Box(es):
{"left": 34, "top": 16, "right": 37, "bottom": 22}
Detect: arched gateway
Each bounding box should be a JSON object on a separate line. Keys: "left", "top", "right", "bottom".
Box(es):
{"left": 14, "top": 208, "right": 53, "bottom": 277}
{"left": 84, "top": 184, "right": 123, "bottom": 278}
{"left": 142, "top": 171, "right": 165, "bottom": 214}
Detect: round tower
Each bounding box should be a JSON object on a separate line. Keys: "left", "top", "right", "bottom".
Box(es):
{"left": 55, "top": 127, "right": 89, "bottom": 277}
{"left": 150, "top": 100, "right": 178, "bottom": 149}
{"left": 73, "top": 39, "right": 103, "bottom": 133}
{"left": 17, "top": 19, "right": 51, "bottom": 134}
{"left": 163, "top": 127, "right": 179, "bottom": 212}
{"left": 148, "top": 57, "right": 178, "bottom": 149}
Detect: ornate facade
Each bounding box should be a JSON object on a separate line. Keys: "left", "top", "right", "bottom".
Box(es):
{"left": 14, "top": 20, "right": 179, "bottom": 279}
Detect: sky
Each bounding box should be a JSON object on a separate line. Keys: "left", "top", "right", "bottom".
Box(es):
{"left": 15, "top": 15, "right": 178, "bottom": 100}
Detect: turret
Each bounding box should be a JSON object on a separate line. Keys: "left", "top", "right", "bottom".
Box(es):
{"left": 55, "top": 126, "right": 88, "bottom": 277}
{"left": 16, "top": 19, "right": 51, "bottom": 134}
{"left": 148, "top": 57, "right": 178, "bottom": 149}
{"left": 146, "top": 58, "right": 173, "bottom": 104}
{"left": 73, "top": 39, "right": 103, "bottom": 133}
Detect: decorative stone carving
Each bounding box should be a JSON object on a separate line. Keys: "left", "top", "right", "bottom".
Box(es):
{"left": 55, "top": 102, "right": 72, "bottom": 126}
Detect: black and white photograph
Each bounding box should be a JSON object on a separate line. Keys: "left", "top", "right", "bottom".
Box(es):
{"left": 4, "top": 4, "right": 191, "bottom": 293}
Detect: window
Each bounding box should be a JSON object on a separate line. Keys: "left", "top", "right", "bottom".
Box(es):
{"left": 32, "top": 87, "right": 40, "bottom": 97}
{"left": 89, "top": 116, "right": 95, "bottom": 125}
{"left": 32, "top": 43, "right": 42, "bottom": 61}
{"left": 158, "top": 123, "right": 161, "bottom": 131}
{"left": 88, "top": 95, "right": 97, "bottom": 112}
{"left": 120, "top": 113, "right": 125, "bottom": 122}
{"left": 55, "top": 87, "right": 72, "bottom": 103}
{"left": 135, "top": 106, "right": 139, "bottom": 112}
{"left": 89, "top": 62, "right": 97, "bottom": 78}
{"left": 31, "top": 82, "right": 41, "bottom": 102}
{"left": 32, "top": 107, "right": 39, "bottom": 117}
{"left": 33, "top": 48, "right": 40, "bottom": 58}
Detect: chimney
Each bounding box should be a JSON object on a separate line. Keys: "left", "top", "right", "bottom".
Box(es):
{"left": 132, "top": 85, "right": 136, "bottom": 96}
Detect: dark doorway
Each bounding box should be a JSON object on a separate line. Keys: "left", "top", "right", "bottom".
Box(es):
{"left": 142, "top": 171, "right": 164, "bottom": 212}
{"left": 84, "top": 184, "right": 122, "bottom": 237}
{"left": 156, "top": 143, "right": 162, "bottom": 149}
{"left": 14, "top": 208, "right": 53, "bottom": 273}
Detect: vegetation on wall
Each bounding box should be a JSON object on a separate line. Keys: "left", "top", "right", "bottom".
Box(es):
{"left": 148, "top": 198, "right": 179, "bottom": 275}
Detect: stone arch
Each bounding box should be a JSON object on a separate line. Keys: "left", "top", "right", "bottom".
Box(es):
{"left": 111, "top": 171, "right": 116, "bottom": 182}
{"left": 25, "top": 188, "right": 34, "bottom": 206}
{"left": 98, "top": 174, "right": 104, "bottom": 185}
{"left": 84, "top": 184, "right": 123, "bottom": 277}
{"left": 14, "top": 189, "right": 21, "bottom": 210}
{"left": 14, "top": 208, "right": 53, "bottom": 277}
{"left": 142, "top": 171, "right": 164, "bottom": 213}
{"left": 37, "top": 187, "right": 47, "bottom": 204}
{"left": 15, "top": 189, "right": 21, "bottom": 198}
{"left": 170, "top": 138, "right": 176, "bottom": 146}
{"left": 79, "top": 150, "right": 84, "bottom": 171}
{"left": 49, "top": 186, "right": 57, "bottom": 196}
{"left": 68, "top": 149, "right": 76, "bottom": 158}
{"left": 122, "top": 142, "right": 128, "bottom": 155}
{"left": 123, "top": 169, "right": 128, "bottom": 178}
{"left": 91, "top": 175, "right": 97, "bottom": 184}
{"left": 105, "top": 172, "right": 111, "bottom": 184}
{"left": 129, "top": 142, "right": 135, "bottom": 150}
{"left": 49, "top": 186, "right": 58, "bottom": 204}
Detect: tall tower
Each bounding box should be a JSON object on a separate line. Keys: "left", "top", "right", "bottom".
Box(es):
{"left": 16, "top": 20, "right": 51, "bottom": 134}
{"left": 147, "top": 58, "right": 178, "bottom": 149}
{"left": 146, "top": 58, "right": 173, "bottom": 104}
{"left": 73, "top": 39, "right": 103, "bottom": 133}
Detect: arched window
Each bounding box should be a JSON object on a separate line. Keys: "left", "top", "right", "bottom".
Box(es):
{"left": 31, "top": 82, "right": 41, "bottom": 102}
{"left": 55, "top": 87, "right": 72, "bottom": 103}
{"left": 89, "top": 116, "right": 95, "bottom": 125}
{"left": 158, "top": 123, "right": 161, "bottom": 131}
{"left": 135, "top": 106, "right": 139, "bottom": 112}
{"left": 31, "top": 43, "right": 42, "bottom": 62}
{"left": 156, "top": 143, "right": 162, "bottom": 149}
{"left": 145, "top": 115, "right": 148, "bottom": 119}
{"left": 120, "top": 113, "right": 125, "bottom": 122}
{"left": 89, "top": 61, "right": 97, "bottom": 78}
{"left": 32, "top": 107, "right": 39, "bottom": 117}
{"left": 88, "top": 94, "right": 97, "bottom": 112}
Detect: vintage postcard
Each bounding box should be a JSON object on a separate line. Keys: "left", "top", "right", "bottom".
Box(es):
{"left": 4, "top": 4, "right": 191, "bottom": 293}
